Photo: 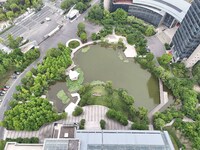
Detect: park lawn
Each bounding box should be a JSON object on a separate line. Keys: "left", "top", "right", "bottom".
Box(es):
{"left": 81, "top": 46, "right": 90, "bottom": 53}
{"left": 66, "top": 68, "right": 84, "bottom": 92}
{"left": 57, "top": 90, "right": 70, "bottom": 104}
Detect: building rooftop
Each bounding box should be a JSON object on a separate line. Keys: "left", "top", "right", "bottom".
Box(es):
{"left": 5, "top": 143, "right": 43, "bottom": 150}
{"left": 76, "top": 130, "right": 174, "bottom": 150}
{"left": 43, "top": 139, "right": 80, "bottom": 150}
{"left": 4, "top": 124, "right": 175, "bottom": 150}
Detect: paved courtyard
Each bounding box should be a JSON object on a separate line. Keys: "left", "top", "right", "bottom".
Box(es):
{"left": 4, "top": 105, "right": 132, "bottom": 142}
{"left": 146, "top": 35, "right": 166, "bottom": 57}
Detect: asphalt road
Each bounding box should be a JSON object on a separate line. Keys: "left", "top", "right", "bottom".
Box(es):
{"left": 0, "top": 0, "right": 99, "bottom": 139}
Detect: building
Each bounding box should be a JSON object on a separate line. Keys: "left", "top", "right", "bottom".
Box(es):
{"left": 5, "top": 123, "right": 175, "bottom": 150}
{"left": 171, "top": 0, "right": 200, "bottom": 67}
{"left": 104, "top": 0, "right": 190, "bottom": 27}
{"left": 69, "top": 70, "right": 79, "bottom": 81}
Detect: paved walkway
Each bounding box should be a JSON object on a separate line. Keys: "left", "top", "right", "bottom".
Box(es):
{"left": 105, "top": 33, "right": 137, "bottom": 57}
{"left": 4, "top": 105, "right": 132, "bottom": 142}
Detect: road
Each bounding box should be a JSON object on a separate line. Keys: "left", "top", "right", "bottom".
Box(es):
{"left": 0, "top": 0, "right": 100, "bottom": 139}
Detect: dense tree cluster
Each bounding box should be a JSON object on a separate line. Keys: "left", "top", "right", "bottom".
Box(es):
{"left": 0, "top": 0, "right": 42, "bottom": 21}
{"left": 1, "top": 44, "right": 71, "bottom": 130}
{"left": 136, "top": 52, "right": 200, "bottom": 149}
{"left": 0, "top": 38, "right": 40, "bottom": 87}
{"left": 77, "top": 22, "right": 87, "bottom": 43}
{"left": 106, "top": 109, "right": 128, "bottom": 126}
{"left": 87, "top": 6, "right": 155, "bottom": 55}
{"left": 61, "top": 0, "right": 91, "bottom": 13}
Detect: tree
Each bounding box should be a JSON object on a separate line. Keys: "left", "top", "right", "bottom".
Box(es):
{"left": 60, "top": 0, "right": 76, "bottom": 10}
{"left": 6, "top": 11, "right": 14, "bottom": 19}
{"left": 158, "top": 53, "right": 172, "bottom": 67}
{"left": 87, "top": 5, "right": 104, "bottom": 21}
{"left": 75, "top": 2, "right": 87, "bottom": 13}
{"left": 145, "top": 26, "right": 155, "bottom": 36}
{"left": 77, "top": 22, "right": 86, "bottom": 36}
{"left": 112, "top": 8, "right": 127, "bottom": 24}
{"left": 100, "top": 119, "right": 106, "bottom": 129}
{"left": 7, "top": 35, "right": 22, "bottom": 49}
{"left": 0, "top": 14, "right": 6, "bottom": 21}
{"left": 72, "top": 106, "right": 83, "bottom": 116}
{"left": 154, "top": 118, "right": 165, "bottom": 130}
{"left": 78, "top": 22, "right": 85, "bottom": 32}
{"left": 80, "top": 32, "right": 87, "bottom": 43}
{"left": 146, "top": 53, "right": 154, "bottom": 61}
{"left": 127, "top": 34, "right": 136, "bottom": 45}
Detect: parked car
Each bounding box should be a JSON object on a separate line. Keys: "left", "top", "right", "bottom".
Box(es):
{"left": 2, "top": 88, "right": 8, "bottom": 91}
{"left": 4, "top": 86, "right": 10, "bottom": 89}
{"left": 14, "top": 71, "right": 20, "bottom": 75}
{"left": 12, "top": 75, "right": 17, "bottom": 79}
{"left": 0, "top": 90, "right": 6, "bottom": 94}
{"left": 0, "top": 99, "right": 2, "bottom": 102}
{"left": 0, "top": 92, "right": 4, "bottom": 96}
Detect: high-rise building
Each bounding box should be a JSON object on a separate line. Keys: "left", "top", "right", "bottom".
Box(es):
{"left": 172, "top": 0, "right": 200, "bottom": 65}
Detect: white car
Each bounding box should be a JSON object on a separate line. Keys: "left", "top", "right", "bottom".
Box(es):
{"left": 45, "top": 17, "right": 51, "bottom": 21}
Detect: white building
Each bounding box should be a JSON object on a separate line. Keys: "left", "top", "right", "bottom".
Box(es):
{"left": 69, "top": 70, "right": 79, "bottom": 81}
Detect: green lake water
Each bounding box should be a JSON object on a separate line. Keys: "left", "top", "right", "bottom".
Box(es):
{"left": 74, "top": 45, "right": 160, "bottom": 110}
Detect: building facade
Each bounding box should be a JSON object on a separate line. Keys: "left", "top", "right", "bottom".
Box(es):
{"left": 105, "top": 0, "right": 190, "bottom": 27}
{"left": 172, "top": 0, "right": 200, "bottom": 64}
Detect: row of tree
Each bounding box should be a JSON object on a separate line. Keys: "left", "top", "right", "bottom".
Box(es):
{"left": 1, "top": 43, "right": 72, "bottom": 130}
{"left": 61, "top": 0, "right": 91, "bottom": 13}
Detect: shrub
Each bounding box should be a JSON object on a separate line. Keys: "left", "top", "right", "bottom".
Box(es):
{"left": 106, "top": 109, "right": 128, "bottom": 126}
{"left": 164, "top": 43, "right": 171, "bottom": 50}
{"left": 73, "top": 106, "right": 83, "bottom": 116}
{"left": 79, "top": 119, "right": 86, "bottom": 130}
{"left": 100, "top": 119, "right": 106, "bottom": 129}
{"left": 68, "top": 41, "right": 80, "bottom": 49}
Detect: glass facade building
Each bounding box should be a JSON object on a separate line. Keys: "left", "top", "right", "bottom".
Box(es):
{"left": 172, "top": 0, "right": 200, "bottom": 61}
{"left": 108, "top": 0, "right": 190, "bottom": 28}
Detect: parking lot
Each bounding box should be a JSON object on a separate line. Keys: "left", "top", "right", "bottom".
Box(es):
{"left": 0, "top": 6, "right": 64, "bottom": 44}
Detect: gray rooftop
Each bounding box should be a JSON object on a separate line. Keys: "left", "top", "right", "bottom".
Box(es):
{"left": 43, "top": 139, "right": 80, "bottom": 150}
{"left": 76, "top": 130, "right": 174, "bottom": 150}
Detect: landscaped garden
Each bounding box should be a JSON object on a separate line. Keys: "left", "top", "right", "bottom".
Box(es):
{"left": 66, "top": 68, "right": 84, "bottom": 92}
{"left": 68, "top": 40, "right": 80, "bottom": 49}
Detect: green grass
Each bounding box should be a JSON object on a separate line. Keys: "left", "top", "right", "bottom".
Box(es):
{"left": 68, "top": 40, "right": 80, "bottom": 49}
{"left": 66, "top": 68, "right": 84, "bottom": 92}
{"left": 91, "top": 85, "right": 107, "bottom": 96}
{"left": 57, "top": 90, "right": 70, "bottom": 104}
{"left": 81, "top": 46, "right": 90, "bottom": 53}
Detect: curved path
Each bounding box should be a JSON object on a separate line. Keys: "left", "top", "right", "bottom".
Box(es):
{"left": 4, "top": 105, "right": 132, "bottom": 142}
